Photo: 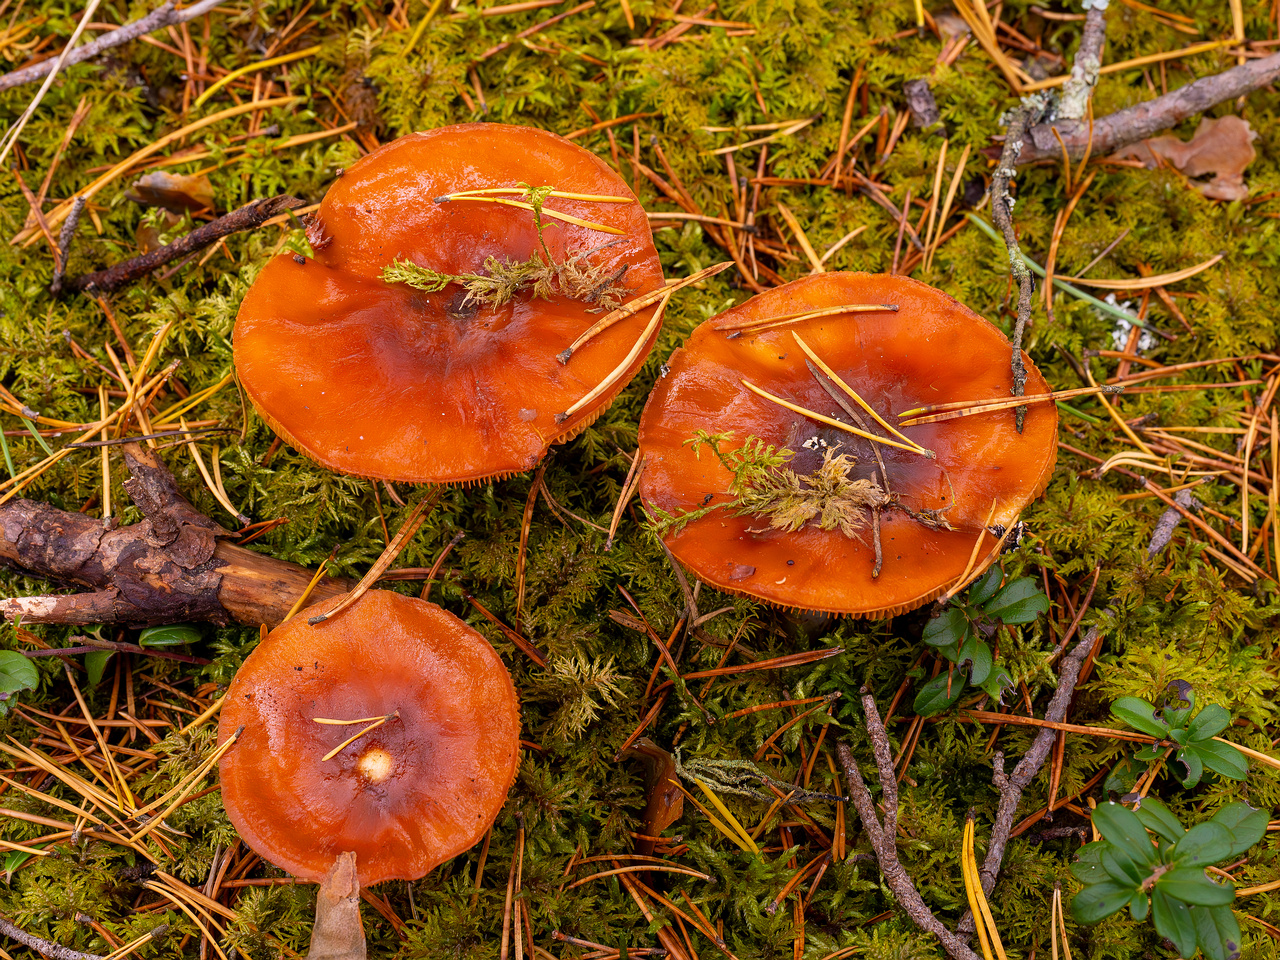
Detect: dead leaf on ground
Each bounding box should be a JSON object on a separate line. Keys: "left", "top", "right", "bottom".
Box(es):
{"left": 1111, "top": 116, "right": 1258, "bottom": 201}
{"left": 307, "top": 851, "right": 367, "bottom": 960}
{"left": 126, "top": 171, "right": 216, "bottom": 214}
{"left": 619, "top": 737, "right": 684, "bottom": 855}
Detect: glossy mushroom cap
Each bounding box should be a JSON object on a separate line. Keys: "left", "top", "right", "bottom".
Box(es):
{"left": 637, "top": 273, "right": 1058, "bottom": 617}
{"left": 234, "top": 123, "right": 665, "bottom": 483}
{"left": 218, "top": 590, "right": 520, "bottom": 886}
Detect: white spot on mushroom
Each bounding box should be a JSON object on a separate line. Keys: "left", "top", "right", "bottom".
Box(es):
{"left": 357, "top": 747, "right": 393, "bottom": 782}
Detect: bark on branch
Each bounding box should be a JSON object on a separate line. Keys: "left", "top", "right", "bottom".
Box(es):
{"left": 0, "top": 445, "right": 350, "bottom": 628}
{"left": 65, "top": 195, "right": 305, "bottom": 295}
{"left": 1019, "top": 51, "right": 1280, "bottom": 165}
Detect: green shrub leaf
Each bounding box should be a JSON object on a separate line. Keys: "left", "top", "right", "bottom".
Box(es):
{"left": 1071, "top": 880, "right": 1135, "bottom": 924}
{"left": 1196, "top": 739, "right": 1248, "bottom": 782}
{"left": 1134, "top": 798, "right": 1185, "bottom": 844}
{"left": 1186, "top": 703, "right": 1232, "bottom": 741}
{"left": 1112, "top": 696, "right": 1170, "bottom": 739}
{"left": 1157, "top": 867, "right": 1235, "bottom": 906}
{"left": 1173, "top": 822, "right": 1234, "bottom": 867}
{"left": 1151, "top": 888, "right": 1198, "bottom": 958}
{"left": 1092, "top": 803, "right": 1159, "bottom": 868}
{"left": 138, "top": 624, "right": 203, "bottom": 648}
{"left": 966, "top": 567, "right": 1002, "bottom": 605}
{"left": 1190, "top": 904, "right": 1244, "bottom": 960}
{"left": 981, "top": 577, "right": 1049, "bottom": 623}
{"left": 912, "top": 668, "right": 965, "bottom": 717}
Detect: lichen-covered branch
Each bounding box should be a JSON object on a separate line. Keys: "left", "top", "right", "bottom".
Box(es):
{"left": 0, "top": 0, "right": 227, "bottom": 93}
{"left": 1058, "top": 2, "right": 1108, "bottom": 121}
{"left": 990, "top": 104, "right": 1045, "bottom": 432}
{"left": 838, "top": 693, "right": 982, "bottom": 960}
{"left": 1019, "top": 51, "right": 1280, "bottom": 164}
{"left": 0, "top": 915, "right": 107, "bottom": 960}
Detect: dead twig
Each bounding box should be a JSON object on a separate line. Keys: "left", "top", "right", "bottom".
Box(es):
{"left": 961, "top": 623, "right": 1101, "bottom": 931}
{"left": 1019, "top": 51, "right": 1280, "bottom": 164}
{"left": 65, "top": 195, "right": 304, "bottom": 294}
{"left": 49, "top": 196, "right": 86, "bottom": 296}
{"left": 0, "top": 0, "right": 228, "bottom": 94}
{"left": 1146, "top": 489, "right": 1201, "bottom": 558}
{"left": 837, "top": 695, "right": 981, "bottom": 960}
{"left": 0, "top": 914, "right": 107, "bottom": 960}
{"left": 1058, "top": 4, "right": 1108, "bottom": 120}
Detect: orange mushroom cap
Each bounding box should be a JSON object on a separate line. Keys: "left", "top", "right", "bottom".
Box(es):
{"left": 636, "top": 273, "right": 1058, "bottom": 617}
{"left": 217, "top": 590, "right": 520, "bottom": 886}
{"left": 234, "top": 123, "right": 665, "bottom": 483}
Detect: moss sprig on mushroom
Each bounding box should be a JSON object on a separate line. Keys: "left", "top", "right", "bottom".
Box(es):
{"left": 381, "top": 181, "right": 634, "bottom": 310}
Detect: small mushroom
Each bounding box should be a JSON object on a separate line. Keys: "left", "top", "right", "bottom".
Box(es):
{"left": 636, "top": 273, "right": 1058, "bottom": 616}
{"left": 217, "top": 589, "right": 521, "bottom": 887}
{"left": 234, "top": 123, "right": 666, "bottom": 483}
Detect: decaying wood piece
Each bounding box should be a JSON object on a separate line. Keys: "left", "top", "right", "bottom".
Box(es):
{"left": 0, "top": 445, "right": 350, "bottom": 628}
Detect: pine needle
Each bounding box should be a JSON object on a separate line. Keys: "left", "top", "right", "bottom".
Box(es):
{"left": 740, "top": 379, "right": 929, "bottom": 457}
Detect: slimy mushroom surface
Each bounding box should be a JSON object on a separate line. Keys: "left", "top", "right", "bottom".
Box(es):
{"left": 637, "top": 273, "right": 1058, "bottom": 616}
{"left": 218, "top": 590, "right": 520, "bottom": 886}
{"left": 234, "top": 123, "right": 665, "bottom": 483}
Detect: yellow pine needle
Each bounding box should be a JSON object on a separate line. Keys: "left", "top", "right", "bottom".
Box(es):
{"left": 53, "top": 723, "right": 118, "bottom": 805}
{"left": 440, "top": 187, "right": 633, "bottom": 203}
{"left": 181, "top": 417, "right": 247, "bottom": 524}
{"left": 707, "top": 115, "right": 819, "bottom": 156}
{"left": 927, "top": 142, "right": 971, "bottom": 273}
{"left": 775, "top": 202, "right": 824, "bottom": 273}
{"left": 0, "top": 740, "right": 125, "bottom": 825}
{"left": 14, "top": 96, "right": 304, "bottom": 246}
{"left": 179, "top": 694, "right": 226, "bottom": 736}
{"left": 193, "top": 45, "right": 323, "bottom": 109}
{"left": 749, "top": 790, "right": 793, "bottom": 842}
{"left": 0, "top": 838, "right": 53, "bottom": 856}
{"left": 1052, "top": 883, "right": 1073, "bottom": 960}
{"left": 153, "top": 372, "right": 234, "bottom": 426}
{"left": 313, "top": 714, "right": 396, "bottom": 725}
{"left": 559, "top": 261, "right": 732, "bottom": 362}
{"left": 558, "top": 288, "right": 672, "bottom": 421}
{"left": 712, "top": 302, "right": 896, "bottom": 332}
{"left": 740, "top": 379, "right": 930, "bottom": 457}
{"left": 130, "top": 730, "right": 243, "bottom": 840}
{"left": 692, "top": 777, "right": 760, "bottom": 854}
{"left": 1057, "top": 253, "right": 1223, "bottom": 289}
{"left": 143, "top": 881, "right": 232, "bottom": 960}
{"left": 282, "top": 555, "right": 332, "bottom": 622}
{"left": 438, "top": 195, "right": 624, "bottom": 234}
{"left": 962, "top": 813, "right": 1008, "bottom": 960}
{"left": 102, "top": 926, "right": 168, "bottom": 960}
{"left": 1021, "top": 38, "right": 1237, "bottom": 93}
{"left": 791, "top": 332, "right": 928, "bottom": 455}
{"left": 63, "top": 659, "right": 130, "bottom": 809}
{"left": 921, "top": 139, "right": 948, "bottom": 269}
{"left": 666, "top": 778, "right": 753, "bottom": 854}
{"left": 320, "top": 711, "right": 397, "bottom": 762}
{"left": 0, "top": 773, "right": 112, "bottom": 832}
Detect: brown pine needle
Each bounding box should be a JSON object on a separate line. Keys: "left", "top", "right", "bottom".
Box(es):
{"left": 558, "top": 262, "right": 731, "bottom": 362}
{"left": 897, "top": 384, "right": 1124, "bottom": 425}
{"left": 558, "top": 289, "right": 672, "bottom": 421}
{"left": 712, "top": 301, "right": 897, "bottom": 332}
{"left": 435, "top": 195, "right": 624, "bottom": 234}
{"left": 564, "top": 864, "right": 712, "bottom": 890}
{"left": 282, "top": 554, "right": 335, "bottom": 623}
{"left": 792, "top": 332, "right": 929, "bottom": 455}
{"left": 318, "top": 712, "right": 398, "bottom": 763}
{"left": 130, "top": 728, "right": 243, "bottom": 842}
{"left": 439, "top": 187, "right": 633, "bottom": 203}
{"left": 926, "top": 142, "right": 971, "bottom": 273}
{"left": 181, "top": 417, "right": 248, "bottom": 524}
{"left": 943, "top": 499, "right": 999, "bottom": 601}
{"left": 308, "top": 491, "right": 442, "bottom": 625}
{"left": 921, "top": 138, "right": 948, "bottom": 269}
{"left": 775, "top": 202, "right": 824, "bottom": 273}
{"left": 740, "top": 379, "right": 930, "bottom": 456}
{"left": 682, "top": 647, "right": 843, "bottom": 680}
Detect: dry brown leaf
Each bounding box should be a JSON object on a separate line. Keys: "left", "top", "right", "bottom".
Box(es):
{"left": 1111, "top": 115, "right": 1258, "bottom": 201}
{"left": 307, "top": 852, "right": 367, "bottom": 960}
{"left": 126, "top": 170, "right": 215, "bottom": 214}
{"left": 619, "top": 737, "right": 684, "bottom": 855}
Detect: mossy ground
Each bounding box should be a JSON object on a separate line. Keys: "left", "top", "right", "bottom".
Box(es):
{"left": 1, "top": 0, "right": 1279, "bottom": 957}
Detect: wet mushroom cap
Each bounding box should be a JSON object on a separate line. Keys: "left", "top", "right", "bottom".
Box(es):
{"left": 234, "top": 123, "right": 665, "bottom": 483}
{"left": 637, "top": 273, "right": 1058, "bottom": 616}
{"left": 218, "top": 590, "right": 520, "bottom": 886}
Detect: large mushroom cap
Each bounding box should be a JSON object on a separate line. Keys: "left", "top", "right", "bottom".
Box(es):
{"left": 218, "top": 590, "right": 520, "bottom": 886}
{"left": 234, "top": 123, "right": 665, "bottom": 483}
{"left": 637, "top": 273, "right": 1058, "bottom": 617}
